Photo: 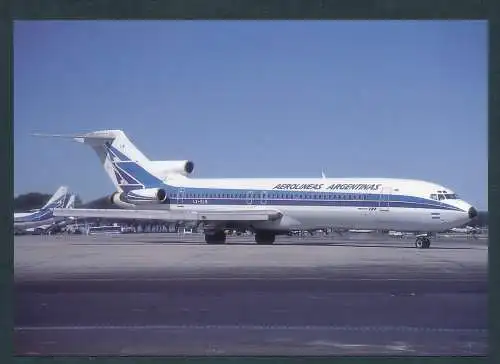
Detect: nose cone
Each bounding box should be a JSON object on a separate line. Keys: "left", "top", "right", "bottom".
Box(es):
{"left": 468, "top": 206, "right": 478, "bottom": 219}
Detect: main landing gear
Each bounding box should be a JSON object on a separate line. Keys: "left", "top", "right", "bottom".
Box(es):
{"left": 204, "top": 230, "right": 277, "bottom": 245}
{"left": 205, "top": 230, "right": 226, "bottom": 244}
{"left": 255, "top": 231, "right": 276, "bottom": 245}
{"left": 415, "top": 235, "right": 431, "bottom": 249}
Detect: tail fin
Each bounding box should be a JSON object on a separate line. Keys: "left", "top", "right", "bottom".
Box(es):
{"left": 41, "top": 186, "right": 69, "bottom": 210}
{"left": 34, "top": 130, "right": 163, "bottom": 192}
{"left": 64, "top": 194, "right": 76, "bottom": 209}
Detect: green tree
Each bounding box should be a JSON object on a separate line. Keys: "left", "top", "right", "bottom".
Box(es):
{"left": 13, "top": 193, "right": 52, "bottom": 212}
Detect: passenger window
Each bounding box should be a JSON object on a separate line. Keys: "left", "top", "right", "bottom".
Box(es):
{"left": 430, "top": 194, "right": 437, "bottom": 200}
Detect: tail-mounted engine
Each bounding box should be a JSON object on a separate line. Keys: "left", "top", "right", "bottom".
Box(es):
{"left": 148, "top": 160, "right": 194, "bottom": 179}
{"left": 109, "top": 188, "right": 170, "bottom": 208}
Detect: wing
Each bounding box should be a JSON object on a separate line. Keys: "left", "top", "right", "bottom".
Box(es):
{"left": 53, "top": 208, "right": 283, "bottom": 222}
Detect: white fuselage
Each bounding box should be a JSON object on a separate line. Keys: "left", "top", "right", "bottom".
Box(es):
{"left": 14, "top": 209, "right": 73, "bottom": 231}
{"left": 13, "top": 211, "right": 60, "bottom": 230}
{"left": 123, "top": 177, "right": 474, "bottom": 233}
{"left": 42, "top": 130, "right": 476, "bottom": 236}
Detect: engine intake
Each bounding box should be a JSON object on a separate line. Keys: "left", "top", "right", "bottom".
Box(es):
{"left": 156, "top": 188, "right": 167, "bottom": 202}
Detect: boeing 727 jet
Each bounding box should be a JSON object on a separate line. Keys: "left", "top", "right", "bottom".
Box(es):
{"left": 37, "top": 130, "right": 478, "bottom": 248}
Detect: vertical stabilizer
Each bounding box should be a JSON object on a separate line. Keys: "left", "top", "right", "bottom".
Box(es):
{"left": 70, "top": 130, "right": 162, "bottom": 192}
{"left": 41, "top": 186, "right": 69, "bottom": 210}
{"left": 34, "top": 130, "right": 165, "bottom": 192}
{"left": 65, "top": 194, "right": 76, "bottom": 209}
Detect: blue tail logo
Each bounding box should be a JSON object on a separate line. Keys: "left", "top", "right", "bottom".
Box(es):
{"left": 104, "top": 142, "right": 162, "bottom": 192}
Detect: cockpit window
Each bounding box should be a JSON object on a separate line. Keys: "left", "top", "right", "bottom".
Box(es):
{"left": 431, "top": 192, "right": 459, "bottom": 200}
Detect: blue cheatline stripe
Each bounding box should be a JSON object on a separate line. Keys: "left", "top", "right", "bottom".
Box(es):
{"left": 168, "top": 187, "right": 464, "bottom": 211}
{"left": 168, "top": 197, "right": 460, "bottom": 211}
{"left": 103, "top": 145, "right": 464, "bottom": 212}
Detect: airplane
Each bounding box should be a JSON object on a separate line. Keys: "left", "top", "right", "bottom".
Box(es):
{"left": 27, "top": 193, "right": 78, "bottom": 233}
{"left": 14, "top": 186, "right": 76, "bottom": 234}
{"left": 36, "top": 129, "right": 478, "bottom": 249}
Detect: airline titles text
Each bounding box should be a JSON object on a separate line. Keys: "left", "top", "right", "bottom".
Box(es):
{"left": 272, "top": 183, "right": 382, "bottom": 191}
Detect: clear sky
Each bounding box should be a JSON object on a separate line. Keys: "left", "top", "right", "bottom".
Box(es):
{"left": 14, "top": 20, "right": 488, "bottom": 210}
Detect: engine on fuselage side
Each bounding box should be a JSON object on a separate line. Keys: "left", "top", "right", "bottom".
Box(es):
{"left": 109, "top": 188, "right": 170, "bottom": 208}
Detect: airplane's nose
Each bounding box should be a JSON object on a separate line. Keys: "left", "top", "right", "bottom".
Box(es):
{"left": 468, "top": 206, "right": 478, "bottom": 219}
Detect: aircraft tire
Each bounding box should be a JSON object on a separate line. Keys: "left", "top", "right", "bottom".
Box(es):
{"left": 205, "top": 231, "right": 226, "bottom": 244}
{"left": 423, "top": 238, "right": 431, "bottom": 249}
{"left": 415, "top": 236, "right": 431, "bottom": 249}
{"left": 415, "top": 237, "right": 424, "bottom": 249}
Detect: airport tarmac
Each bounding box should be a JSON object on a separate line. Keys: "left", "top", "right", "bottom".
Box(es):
{"left": 14, "top": 233, "right": 488, "bottom": 356}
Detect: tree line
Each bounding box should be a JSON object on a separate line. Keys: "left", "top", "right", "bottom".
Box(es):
{"left": 13, "top": 192, "right": 84, "bottom": 212}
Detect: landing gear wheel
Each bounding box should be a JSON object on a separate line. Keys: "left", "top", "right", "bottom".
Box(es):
{"left": 415, "top": 236, "right": 431, "bottom": 249}
{"left": 423, "top": 238, "right": 431, "bottom": 249}
{"left": 205, "top": 230, "right": 226, "bottom": 244}
{"left": 255, "top": 232, "right": 276, "bottom": 245}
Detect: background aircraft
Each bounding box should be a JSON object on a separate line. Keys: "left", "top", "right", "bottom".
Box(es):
{"left": 14, "top": 186, "right": 76, "bottom": 234}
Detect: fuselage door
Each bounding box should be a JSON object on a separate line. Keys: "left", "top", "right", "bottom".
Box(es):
{"left": 246, "top": 191, "right": 254, "bottom": 205}
{"left": 176, "top": 187, "right": 185, "bottom": 207}
{"left": 379, "top": 186, "right": 392, "bottom": 212}
{"left": 260, "top": 191, "right": 268, "bottom": 205}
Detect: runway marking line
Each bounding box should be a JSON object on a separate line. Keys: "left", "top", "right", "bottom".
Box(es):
{"left": 15, "top": 277, "right": 486, "bottom": 283}
{"left": 14, "top": 324, "right": 487, "bottom": 334}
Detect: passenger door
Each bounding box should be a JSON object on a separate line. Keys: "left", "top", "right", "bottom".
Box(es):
{"left": 246, "top": 191, "right": 254, "bottom": 205}
{"left": 379, "top": 186, "right": 392, "bottom": 212}
{"left": 260, "top": 191, "right": 268, "bottom": 205}
{"left": 176, "top": 187, "right": 185, "bottom": 207}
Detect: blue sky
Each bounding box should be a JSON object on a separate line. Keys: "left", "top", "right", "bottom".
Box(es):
{"left": 14, "top": 21, "right": 488, "bottom": 210}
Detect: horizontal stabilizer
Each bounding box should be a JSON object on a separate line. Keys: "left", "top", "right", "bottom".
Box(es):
{"left": 33, "top": 130, "right": 120, "bottom": 145}
{"left": 53, "top": 208, "right": 283, "bottom": 222}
